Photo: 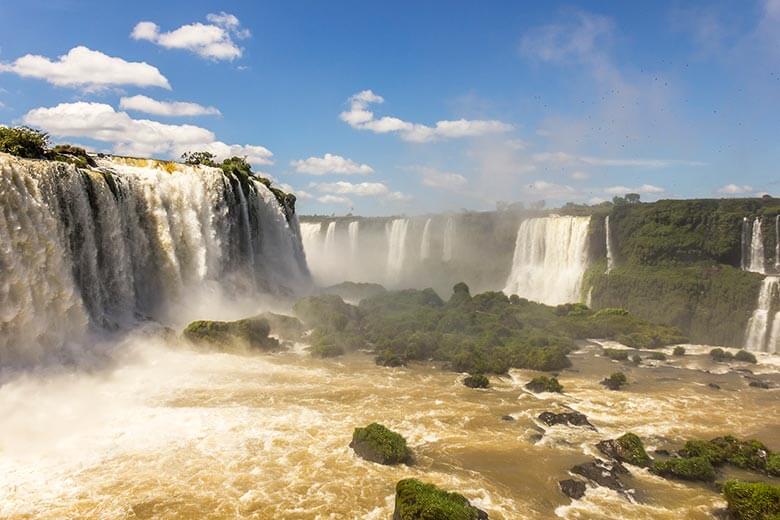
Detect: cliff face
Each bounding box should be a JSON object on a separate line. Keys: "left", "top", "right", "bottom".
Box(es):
{"left": 584, "top": 197, "right": 780, "bottom": 347}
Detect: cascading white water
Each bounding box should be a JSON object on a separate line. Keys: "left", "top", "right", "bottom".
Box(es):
{"left": 743, "top": 217, "right": 766, "bottom": 274}
{"left": 605, "top": 215, "right": 615, "bottom": 273}
{"left": 503, "top": 216, "right": 592, "bottom": 306}
{"left": 744, "top": 276, "right": 779, "bottom": 353}
{"left": 0, "top": 154, "right": 310, "bottom": 365}
{"left": 323, "top": 222, "right": 337, "bottom": 258}
{"left": 420, "top": 218, "right": 432, "bottom": 260}
{"left": 386, "top": 219, "right": 409, "bottom": 284}
{"left": 348, "top": 221, "right": 359, "bottom": 258}
{"left": 442, "top": 217, "right": 455, "bottom": 262}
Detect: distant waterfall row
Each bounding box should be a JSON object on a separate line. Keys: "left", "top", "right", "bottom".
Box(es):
{"left": 300, "top": 216, "right": 458, "bottom": 288}
{"left": 0, "top": 155, "right": 310, "bottom": 365}
{"left": 503, "top": 216, "right": 592, "bottom": 306}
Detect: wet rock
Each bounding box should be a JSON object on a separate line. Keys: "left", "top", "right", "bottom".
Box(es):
{"left": 538, "top": 411, "right": 595, "bottom": 429}
{"left": 708, "top": 383, "right": 721, "bottom": 390}
{"left": 393, "top": 478, "right": 488, "bottom": 520}
{"left": 463, "top": 374, "right": 490, "bottom": 388}
{"left": 525, "top": 375, "right": 563, "bottom": 393}
{"left": 559, "top": 479, "right": 587, "bottom": 500}
{"left": 350, "top": 423, "right": 412, "bottom": 465}
{"left": 596, "top": 433, "right": 652, "bottom": 467}
{"left": 182, "top": 317, "right": 280, "bottom": 352}
{"left": 748, "top": 380, "right": 770, "bottom": 389}
{"left": 653, "top": 449, "right": 671, "bottom": 457}
{"left": 570, "top": 459, "right": 628, "bottom": 492}
{"left": 600, "top": 371, "right": 628, "bottom": 390}
{"left": 501, "top": 415, "right": 515, "bottom": 421}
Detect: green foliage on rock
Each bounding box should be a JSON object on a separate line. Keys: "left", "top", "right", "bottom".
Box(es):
{"left": 652, "top": 456, "right": 716, "bottom": 482}
{"left": 675, "top": 435, "right": 774, "bottom": 474}
{"left": 293, "top": 283, "right": 683, "bottom": 375}
{"left": 673, "top": 346, "right": 686, "bottom": 356}
{"left": 463, "top": 374, "right": 490, "bottom": 388}
{"left": 648, "top": 351, "right": 667, "bottom": 361}
{"left": 182, "top": 316, "right": 279, "bottom": 351}
{"left": 525, "top": 375, "right": 563, "bottom": 393}
{"left": 711, "top": 348, "right": 734, "bottom": 362}
{"left": 601, "top": 371, "right": 627, "bottom": 390}
{"left": 586, "top": 264, "right": 763, "bottom": 347}
{"left": 181, "top": 150, "right": 217, "bottom": 166}
{"left": 768, "top": 454, "right": 780, "bottom": 477}
{"left": 350, "top": 423, "right": 412, "bottom": 465}
{"left": 393, "top": 479, "right": 487, "bottom": 520}
{"left": 257, "top": 312, "right": 306, "bottom": 341}
{"left": 597, "top": 432, "right": 652, "bottom": 467}
{"left": 722, "top": 481, "right": 780, "bottom": 520}
{"left": 735, "top": 350, "right": 758, "bottom": 363}
{"left": 320, "top": 281, "right": 387, "bottom": 303}
{"left": 603, "top": 348, "right": 629, "bottom": 361}
{"left": 0, "top": 126, "right": 49, "bottom": 159}
{"left": 49, "top": 144, "right": 96, "bottom": 167}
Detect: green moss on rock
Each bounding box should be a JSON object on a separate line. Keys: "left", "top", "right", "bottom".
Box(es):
{"left": 463, "top": 374, "right": 490, "bottom": 388}
{"left": 525, "top": 375, "right": 563, "bottom": 393}
{"left": 652, "top": 456, "right": 716, "bottom": 482}
{"left": 350, "top": 423, "right": 411, "bottom": 465}
{"left": 393, "top": 478, "right": 488, "bottom": 520}
{"left": 603, "top": 348, "right": 630, "bottom": 361}
{"left": 601, "top": 371, "right": 627, "bottom": 390}
{"left": 597, "top": 432, "right": 652, "bottom": 467}
{"left": 673, "top": 346, "right": 686, "bottom": 356}
{"left": 182, "top": 317, "right": 279, "bottom": 351}
{"left": 722, "top": 480, "right": 780, "bottom": 520}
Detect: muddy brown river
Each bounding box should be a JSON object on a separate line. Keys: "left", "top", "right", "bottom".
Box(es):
{"left": 0, "top": 334, "right": 778, "bottom": 519}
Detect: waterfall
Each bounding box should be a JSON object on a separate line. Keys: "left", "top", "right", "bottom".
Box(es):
{"left": 386, "top": 218, "right": 409, "bottom": 284}
{"left": 323, "top": 222, "right": 337, "bottom": 259}
{"left": 419, "top": 218, "right": 432, "bottom": 260}
{"left": 743, "top": 217, "right": 766, "bottom": 274}
{"left": 503, "top": 216, "right": 592, "bottom": 306}
{"left": 0, "top": 154, "right": 310, "bottom": 365}
{"left": 442, "top": 217, "right": 455, "bottom": 262}
{"left": 744, "top": 276, "right": 779, "bottom": 353}
{"left": 348, "top": 221, "right": 359, "bottom": 258}
{"left": 605, "top": 215, "right": 614, "bottom": 273}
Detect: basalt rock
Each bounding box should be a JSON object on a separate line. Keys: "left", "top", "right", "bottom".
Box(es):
{"left": 570, "top": 459, "right": 629, "bottom": 493}
{"left": 559, "top": 479, "right": 587, "bottom": 500}
{"left": 350, "top": 423, "right": 412, "bottom": 465}
{"left": 539, "top": 411, "right": 595, "bottom": 430}
{"left": 596, "top": 432, "right": 652, "bottom": 467}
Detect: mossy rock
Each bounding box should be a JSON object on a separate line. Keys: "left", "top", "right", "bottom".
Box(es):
{"left": 735, "top": 350, "right": 758, "bottom": 363}
{"left": 603, "top": 348, "right": 630, "bottom": 361}
{"left": 463, "top": 374, "right": 489, "bottom": 388}
{"left": 673, "top": 346, "right": 686, "bottom": 356}
{"left": 652, "top": 456, "right": 716, "bottom": 482}
{"left": 722, "top": 480, "right": 780, "bottom": 520}
{"left": 601, "top": 372, "right": 627, "bottom": 390}
{"left": 257, "top": 312, "right": 306, "bottom": 341}
{"left": 681, "top": 436, "right": 771, "bottom": 472}
{"left": 648, "top": 351, "right": 667, "bottom": 361}
{"left": 597, "top": 432, "right": 652, "bottom": 467}
{"left": 525, "top": 375, "right": 563, "bottom": 393}
{"left": 350, "top": 423, "right": 411, "bottom": 465}
{"left": 309, "top": 341, "right": 344, "bottom": 358}
{"left": 393, "top": 478, "right": 488, "bottom": 520}
{"left": 710, "top": 348, "right": 734, "bottom": 362}
{"left": 182, "top": 317, "right": 279, "bottom": 352}
{"left": 375, "top": 349, "right": 406, "bottom": 367}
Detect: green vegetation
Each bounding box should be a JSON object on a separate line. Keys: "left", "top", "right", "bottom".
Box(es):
{"left": 181, "top": 150, "right": 218, "bottom": 166}
{"left": 673, "top": 346, "right": 686, "bottom": 356}
{"left": 648, "top": 351, "right": 667, "bottom": 361}
{"left": 680, "top": 436, "right": 772, "bottom": 473}
{"left": 602, "top": 348, "right": 629, "bottom": 361}
{"left": 393, "top": 479, "right": 486, "bottom": 520}
{"left": 257, "top": 312, "right": 306, "bottom": 341}
{"left": 597, "top": 432, "right": 652, "bottom": 467}
{"left": 0, "top": 126, "right": 49, "bottom": 159}
{"left": 601, "top": 372, "right": 627, "bottom": 390}
{"left": 630, "top": 354, "right": 642, "bottom": 365}
{"left": 768, "top": 454, "right": 780, "bottom": 477}
{"left": 525, "top": 375, "right": 563, "bottom": 393}
{"left": 652, "top": 456, "right": 716, "bottom": 482}
{"left": 711, "top": 348, "right": 734, "bottom": 362}
{"left": 722, "top": 481, "right": 780, "bottom": 520}
{"left": 463, "top": 374, "right": 490, "bottom": 388}
{"left": 349, "top": 423, "right": 411, "bottom": 465}
{"left": 320, "top": 281, "right": 387, "bottom": 303}
{"left": 182, "top": 316, "right": 279, "bottom": 351}
{"left": 292, "top": 283, "right": 684, "bottom": 375}
{"left": 735, "top": 350, "right": 758, "bottom": 363}
{"left": 587, "top": 264, "right": 763, "bottom": 347}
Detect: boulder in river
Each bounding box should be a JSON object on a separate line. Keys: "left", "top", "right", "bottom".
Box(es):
{"left": 349, "top": 423, "right": 412, "bottom": 465}
{"left": 463, "top": 374, "right": 490, "bottom": 389}
{"left": 600, "top": 371, "right": 627, "bottom": 390}
{"left": 182, "top": 316, "right": 280, "bottom": 352}
{"left": 393, "top": 478, "right": 488, "bottom": 520}
{"left": 570, "top": 459, "right": 629, "bottom": 493}
{"left": 525, "top": 375, "right": 563, "bottom": 393}
{"left": 596, "top": 432, "right": 652, "bottom": 467}
{"left": 559, "top": 479, "right": 587, "bottom": 500}
{"left": 538, "top": 411, "right": 595, "bottom": 429}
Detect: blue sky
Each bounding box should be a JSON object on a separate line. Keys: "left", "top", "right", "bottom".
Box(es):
{"left": 0, "top": 0, "right": 778, "bottom": 215}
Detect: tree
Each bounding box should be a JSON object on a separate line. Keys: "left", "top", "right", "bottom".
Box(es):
{"left": 0, "top": 126, "right": 49, "bottom": 159}
{"left": 181, "top": 151, "right": 217, "bottom": 166}
{"left": 625, "top": 193, "right": 641, "bottom": 204}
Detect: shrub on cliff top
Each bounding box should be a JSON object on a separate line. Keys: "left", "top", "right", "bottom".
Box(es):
{"left": 0, "top": 126, "right": 49, "bottom": 159}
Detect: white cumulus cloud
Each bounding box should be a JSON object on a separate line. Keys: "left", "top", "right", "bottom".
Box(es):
{"left": 0, "top": 46, "right": 170, "bottom": 90}
{"left": 340, "top": 90, "right": 513, "bottom": 143}
{"left": 317, "top": 194, "right": 352, "bottom": 205}
{"left": 119, "top": 95, "right": 221, "bottom": 116}
{"left": 605, "top": 184, "right": 665, "bottom": 195}
{"left": 717, "top": 183, "right": 754, "bottom": 194}
{"left": 131, "top": 12, "right": 250, "bottom": 61}
{"left": 315, "top": 181, "right": 389, "bottom": 196}
{"left": 22, "top": 102, "right": 272, "bottom": 165}
{"left": 291, "top": 153, "right": 373, "bottom": 175}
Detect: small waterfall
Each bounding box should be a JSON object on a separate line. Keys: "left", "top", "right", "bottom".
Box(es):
{"left": 605, "top": 215, "right": 615, "bottom": 273}
{"left": 323, "top": 222, "right": 337, "bottom": 258}
{"left": 743, "top": 217, "right": 765, "bottom": 274}
{"left": 442, "top": 217, "right": 455, "bottom": 262}
{"left": 348, "top": 221, "right": 359, "bottom": 257}
{"left": 0, "top": 154, "right": 310, "bottom": 365}
{"left": 503, "top": 216, "right": 592, "bottom": 306}
{"left": 419, "top": 218, "right": 432, "bottom": 260}
{"left": 744, "top": 276, "right": 779, "bottom": 353}
{"left": 386, "top": 218, "right": 409, "bottom": 284}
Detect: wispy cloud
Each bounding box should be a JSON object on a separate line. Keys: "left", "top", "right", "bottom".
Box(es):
{"left": 415, "top": 166, "right": 468, "bottom": 189}
{"left": 311, "top": 180, "right": 409, "bottom": 203}
{"left": 131, "top": 12, "right": 250, "bottom": 61}
{"left": 533, "top": 151, "right": 705, "bottom": 168}
{"left": 0, "top": 46, "right": 170, "bottom": 90}
{"left": 291, "top": 153, "right": 373, "bottom": 175}
{"left": 340, "top": 90, "right": 513, "bottom": 143}
{"left": 604, "top": 184, "right": 665, "bottom": 195}
{"left": 717, "top": 183, "right": 754, "bottom": 195}
{"left": 119, "top": 95, "right": 220, "bottom": 116}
